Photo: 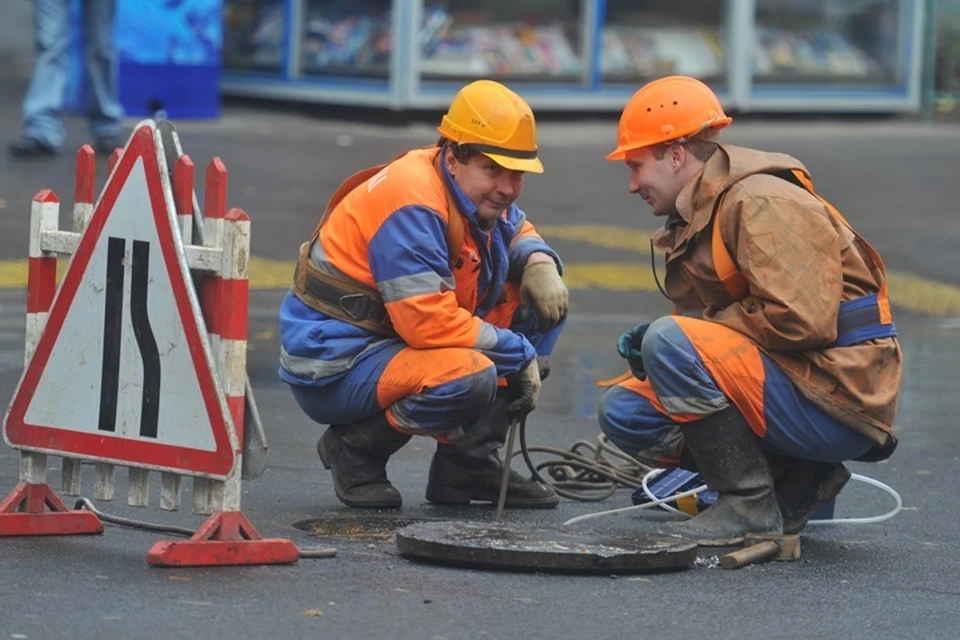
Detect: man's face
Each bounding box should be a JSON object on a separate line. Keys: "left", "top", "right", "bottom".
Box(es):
{"left": 446, "top": 149, "right": 525, "bottom": 224}
{"left": 624, "top": 145, "right": 686, "bottom": 217}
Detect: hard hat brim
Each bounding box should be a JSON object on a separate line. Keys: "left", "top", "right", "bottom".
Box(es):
{"left": 606, "top": 116, "right": 733, "bottom": 161}
{"left": 483, "top": 152, "right": 544, "bottom": 174}
{"left": 605, "top": 147, "right": 631, "bottom": 161}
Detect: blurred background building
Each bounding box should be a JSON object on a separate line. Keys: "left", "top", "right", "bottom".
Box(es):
{"left": 221, "top": 0, "right": 924, "bottom": 113}
{"left": 1, "top": 0, "right": 959, "bottom": 118}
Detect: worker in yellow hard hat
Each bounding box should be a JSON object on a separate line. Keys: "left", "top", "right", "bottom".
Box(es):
{"left": 278, "top": 80, "right": 567, "bottom": 510}
{"left": 598, "top": 75, "right": 902, "bottom": 545}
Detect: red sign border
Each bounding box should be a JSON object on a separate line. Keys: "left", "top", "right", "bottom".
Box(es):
{"left": 4, "top": 124, "right": 235, "bottom": 477}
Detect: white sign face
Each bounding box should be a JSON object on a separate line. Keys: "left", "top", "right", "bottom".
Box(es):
{"left": 25, "top": 156, "right": 217, "bottom": 448}
{"left": 4, "top": 123, "right": 235, "bottom": 477}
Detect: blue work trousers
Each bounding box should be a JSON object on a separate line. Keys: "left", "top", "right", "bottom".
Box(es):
{"left": 598, "top": 316, "right": 875, "bottom": 467}
{"left": 291, "top": 315, "right": 565, "bottom": 440}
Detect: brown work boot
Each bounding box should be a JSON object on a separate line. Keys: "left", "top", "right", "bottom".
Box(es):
{"left": 424, "top": 393, "right": 558, "bottom": 508}
{"left": 767, "top": 454, "right": 851, "bottom": 533}
{"left": 661, "top": 406, "right": 782, "bottom": 546}
{"left": 317, "top": 414, "right": 411, "bottom": 509}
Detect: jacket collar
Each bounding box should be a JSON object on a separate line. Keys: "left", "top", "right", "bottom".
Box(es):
{"left": 656, "top": 144, "right": 810, "bottom": 255}
{"left": 437, "top": 146, "right": 482, "bottom": 226}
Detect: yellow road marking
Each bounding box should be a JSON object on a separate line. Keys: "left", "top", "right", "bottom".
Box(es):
{"left": 0, "top": 225, "right": 956, "bottom": 317}
{"left": 538, "top": 224, "right": 655, "bottom": 253}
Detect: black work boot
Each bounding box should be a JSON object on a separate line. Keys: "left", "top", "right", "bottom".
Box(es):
{"left": 767, "top": 454, "right": 851, "bottom": 534}
{"left": 317, "top": 413, "right": 411, "bottom": 509}
{"left": 425, "top": 395, "right": 558, "bottom": 508}
{"left": 661, "top": 406, "right": 782, "bottom": 546}
{"left": 9, "top": 136, "right": 58, "bottom": 159}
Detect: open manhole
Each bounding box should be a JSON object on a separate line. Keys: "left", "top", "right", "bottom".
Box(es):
{"left": 293, "top": 512, "right": 435, "bottom": 541}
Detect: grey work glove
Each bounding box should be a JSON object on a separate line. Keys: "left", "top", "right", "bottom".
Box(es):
{"left": 507, "top": 358, "right": 542, "bottom": 419}
{"left": 520, "top": 261, "right": 568, "bottom": 330}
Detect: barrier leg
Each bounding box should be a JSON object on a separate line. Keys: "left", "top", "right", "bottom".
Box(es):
{"left": 146, "top": 510, "right": 299, "bottom": 567}
{"left": 0, "top": 482, "right": 104, "bottom": 536}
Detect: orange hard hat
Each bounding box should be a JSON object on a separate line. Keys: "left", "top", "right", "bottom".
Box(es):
{"left": 438, "top": 80, "right": 544, "bottom": 174}
{"left": 606, "top": 75, "right": 732, "bottom": 161}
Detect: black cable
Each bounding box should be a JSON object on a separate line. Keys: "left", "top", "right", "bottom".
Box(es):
{"left": 515, "top": 421, "right": 655, "bottom": 502}
{"left": 73, "top": 498, "right": 337, "bottom": 559}
{"left": 650, "top": 237, "right": 670, "bottom": 300}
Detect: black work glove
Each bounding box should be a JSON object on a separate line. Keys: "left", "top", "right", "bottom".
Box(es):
{"left": 506, "top": 358, "right": 541, "bottom": 419}
{"left": 617, "top": 322, "right": 650, "bottom": 380}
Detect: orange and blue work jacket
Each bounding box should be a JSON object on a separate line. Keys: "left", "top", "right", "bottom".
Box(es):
{"left": 278, "top": 146, "right": 562, "bottom": 387}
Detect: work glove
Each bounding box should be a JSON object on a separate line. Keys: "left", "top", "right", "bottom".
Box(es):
{"left": 520, "top": 261, "right": 568, "bottom": 330}
{"left": 537, "top": 355, "right": 551, "bottom": 382}
{"left": 507, "top": 357, "right": 542, "bottom": 419}
{"left": 617, "top": 322, "right": 650, "bottom": 380}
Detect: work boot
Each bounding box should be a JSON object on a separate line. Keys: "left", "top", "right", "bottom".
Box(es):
{"left": 95, "top": 135, "right": 122, "bottom": 155}
{"left": 317, "top": 413, "right": 411, "bottom": 509}
{"left": 8, "top": 136, "right": 58, "bottom": 159}
{"left": 425, "top": 395, "right": 559, "bottom": 508}
{"left": 661, "top": 406, "right": 782, "bottom": 546}
{"left": 767, "top": 454, "right": 851, "bottom": 534}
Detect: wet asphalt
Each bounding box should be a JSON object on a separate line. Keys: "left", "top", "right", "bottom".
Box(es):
{"left": 1, "top": 74, "right": 960, "bottom": 639}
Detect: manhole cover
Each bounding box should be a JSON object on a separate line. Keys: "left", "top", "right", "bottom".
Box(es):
{"left": 293, "top": 513, "right": 431, "bottom": 541}
{"left": 396, "top": 520, "right": 697, "bottom": 574}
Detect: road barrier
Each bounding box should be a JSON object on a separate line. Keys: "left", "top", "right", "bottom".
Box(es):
{"left": 0, "top": 121, "right": 297, "bottom": 567}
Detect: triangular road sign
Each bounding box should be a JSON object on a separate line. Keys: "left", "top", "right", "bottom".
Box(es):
{"left": 4, "top": 122, "right": 237, "bottom": 478}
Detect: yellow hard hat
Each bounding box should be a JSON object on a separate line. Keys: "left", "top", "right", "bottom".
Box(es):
{"left": 438, "top": 80, "right": 544, "bottom": 174}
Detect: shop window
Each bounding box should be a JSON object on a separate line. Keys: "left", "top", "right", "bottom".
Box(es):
{"left": 420, "top": 0, "right": 585, "bottom": 82}
{"left": 601, "top": 0, "right": 729, "bottom": 85}
{"left": 753, "top": 0, "right": 903, "bottom": 84}
{"left": 223, "top": 0, "right": 286, "bottom": 72}
{"left": 301, "top": 0, "right": 392, "bottom": 78}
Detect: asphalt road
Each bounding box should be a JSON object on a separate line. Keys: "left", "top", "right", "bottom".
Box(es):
{"left": 1, "top": 79, "right": 960, "bottom": 640}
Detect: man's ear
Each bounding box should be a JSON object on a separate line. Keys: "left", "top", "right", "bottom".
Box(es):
{"left": 443, "top": 145, "right": 458, "bottom": 176}
{"left": 670, "top": 143, "right": 686, "bottom": 170}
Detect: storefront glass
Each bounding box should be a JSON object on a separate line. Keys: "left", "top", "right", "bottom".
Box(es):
{"left": 223, "top": 0, "right": 286, "bottom": 73}
{"left": 601, "top": 0, "right": 729, "bottom": 87}
{"left": 753, "top": 0, "right": 905, "bottom": 85}
{"left": 301, "top": 0, "right": 393, "bottom": 78}
{"left": 420, "top": 0, "right": 585, "bottom": 82}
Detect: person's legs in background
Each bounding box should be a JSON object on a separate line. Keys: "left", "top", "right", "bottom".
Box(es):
{"left": 11, "top": 0, "right": 71, "bottom": 158}
{"left": 83, "top": 0, "right": 122, "bottom": 152}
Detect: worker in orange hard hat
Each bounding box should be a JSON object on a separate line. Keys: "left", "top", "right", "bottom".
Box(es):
{"left": 598, "top": 75, "right": 902, "bottom": 545}
{"left": 278, "top": 80, "right": 567, "bottom": 510}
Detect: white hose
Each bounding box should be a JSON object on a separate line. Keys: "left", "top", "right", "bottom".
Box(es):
{"left": 562, "top": 470, "right": 902, "bottom": 528}
{"left": 562, "top": 478, "right": 703, "bottom": 526}
{"left": 804, "top": 472, "right": 902, "bottom": 525}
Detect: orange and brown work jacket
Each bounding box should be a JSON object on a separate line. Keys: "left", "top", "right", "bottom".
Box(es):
{"left": 655, "top": 144, "right": 901, "bottom": 457}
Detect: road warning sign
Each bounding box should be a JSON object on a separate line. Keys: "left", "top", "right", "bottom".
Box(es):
{"left": 3, "top": 123, "right": 236, "bottom": 478}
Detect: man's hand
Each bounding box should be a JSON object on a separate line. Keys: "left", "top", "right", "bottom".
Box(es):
{"left": 507, "top": 358, "right": 542, "bottom": 419}
{"left": 617, "top": 322, "right": 650, "bottom": 380}
{"left": 520, "top": 258, "right": 568, "bottom": 330}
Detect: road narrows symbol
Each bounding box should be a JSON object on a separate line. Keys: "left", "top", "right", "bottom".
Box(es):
{"left": 98, "top": 237, "right": 125, "bottom": 433}
{"left": 131, "top": 239, "right": 160, "bottom": 438}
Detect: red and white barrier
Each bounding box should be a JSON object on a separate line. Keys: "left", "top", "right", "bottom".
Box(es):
{"left": 1, "top": 121, "right": 297, "bottom": 567}
{"left": 0, "top": 182, "right": 104, "bottom": 536}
